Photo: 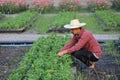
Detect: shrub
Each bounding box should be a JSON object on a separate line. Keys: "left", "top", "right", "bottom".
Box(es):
{"left": 29, "top": 0, "right": 54, "bottom": 13}
{"left": 111, "top": 0, "right": 120, "bottom": 11}
{"left": 87, "top": 0, "right": 111, "bottom": 12}
{"left": 0, "top": 0, "right": 28, "bottom": 14}
{"left": 58, "top": 0, "right": 81, "bottom": 12}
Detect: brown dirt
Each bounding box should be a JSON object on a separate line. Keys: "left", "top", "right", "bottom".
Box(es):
{"left": 0, "top": 46, "right": 31, "bottom": 80}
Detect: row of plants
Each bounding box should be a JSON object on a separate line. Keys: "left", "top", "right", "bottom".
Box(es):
{"left": 0, "top": 10, "right": 38, "bottom": 30}
{"left": 29, "top": 0, "right": 114, "bottom": 13}
{"left": 0, "top": 11, "right": 119, "bottom": 33}
{"left": 95, "top": 10, "right": 120, "bottom": 30}
{"left": 31, "top": 15, "right": 54, "bottom": 34}
{"left": 0, "top": 0, "right": 28, "bottom": 14}
{"left": 52, "top": 12, "right": 78, "bottom": 27}
{"left": 0, "top": 0, "right": 120, "bottom": 14}
{"left": 8, "top": 34, "right": 75, "bottom": 80}
{"left": 31, "top": 11, "right": 120, "bottom": 34}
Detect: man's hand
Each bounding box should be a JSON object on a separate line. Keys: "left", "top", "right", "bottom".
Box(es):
{"left": 57, "top": 50, "right": 68, "bottom": 57}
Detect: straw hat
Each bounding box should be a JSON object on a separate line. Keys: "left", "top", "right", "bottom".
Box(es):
{"left": 64, "top": 19, "right": 86, "bottom": 29}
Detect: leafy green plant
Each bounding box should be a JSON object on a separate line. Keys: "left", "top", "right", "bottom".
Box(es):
{"left": 95, "top": 10, "right": 120, "bottom": 28}
{"left": 51, "top": 12, "right": 79, "bottom": 27}
{"left": 0, "top": 10, "right": 38, "bottom": 29}
{"left": 8, "top": 34, "right": 75, "bottom": 80}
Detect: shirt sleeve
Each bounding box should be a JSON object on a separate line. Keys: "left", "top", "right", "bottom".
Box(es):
{"left": 61, "top": 36, "right": 77, "bottom": 51}
{"left": 67, "top": 32, "right": 90, "bottom": 53}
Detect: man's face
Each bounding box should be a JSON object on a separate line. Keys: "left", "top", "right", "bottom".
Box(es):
{"left": 70, "top": 28, "right": 81, "bottom": 35}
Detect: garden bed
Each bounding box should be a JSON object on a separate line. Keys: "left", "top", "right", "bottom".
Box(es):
{"left": 95, "top": 10, "right": 120, "bottom": 31}
{"left": 95, "top": 14, "right": 120, "bottom": 31}
{"left": 0, "top": 11, "right": 38, "bottom": 33}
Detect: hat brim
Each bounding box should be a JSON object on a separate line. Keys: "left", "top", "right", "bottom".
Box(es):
{"left": 64, "top": 23, "right": 86, "bottom": 29}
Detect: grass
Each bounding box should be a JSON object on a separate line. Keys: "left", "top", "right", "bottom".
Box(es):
{"left": 0, "top": 16, "right": 14, "bottom": 23}
{"left": 31, "top": 14, "right": 55, "bottom": 34}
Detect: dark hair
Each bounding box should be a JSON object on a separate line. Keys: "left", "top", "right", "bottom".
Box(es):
{"left": 79, "top": 27, "right": 82, "bottom": 29}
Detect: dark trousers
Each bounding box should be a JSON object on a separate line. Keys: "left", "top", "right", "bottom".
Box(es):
{"left": 71, "top": 48, "right": 99, "bottom": 67}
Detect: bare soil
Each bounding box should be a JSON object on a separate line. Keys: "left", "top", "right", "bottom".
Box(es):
{"left": 0, "top": 46, "right": 31, "bottom": 80}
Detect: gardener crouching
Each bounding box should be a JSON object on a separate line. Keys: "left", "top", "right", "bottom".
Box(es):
{"left": 57, "top": 19, "right": 102, "bottom": 69}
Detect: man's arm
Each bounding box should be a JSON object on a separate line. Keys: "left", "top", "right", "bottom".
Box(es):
{"left": 58, "top": 36, "right": 77, "bottom": 57}
{"left": 67, "top": 33, "right": 90, "bottom": 53}
{"left": 61, "top": 36, "right": 77, "bottom": 51}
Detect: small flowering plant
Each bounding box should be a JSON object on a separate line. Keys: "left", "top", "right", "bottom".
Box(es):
{"left": 0, "top": 0, "right": 28, "bottom": 14}
{"left": 87, "top": 0, "right": 111, "bottom": 12}
{"left": 29, "top": 0, "right": 54, "bottom": 13}
{"left": 58, "top": 0, "right": 81, "bottom": 12}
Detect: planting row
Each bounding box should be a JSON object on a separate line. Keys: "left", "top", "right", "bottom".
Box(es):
{"left": 95, "top": 10, "right": 120, "bottom": 30}
{"left": 0, "top": 11, "right": 38, "bottom": 30}
{"left": 0, "top": 10, "right": 119, "bottom": 33}
{"left": 8, "top": 35, "right": 75, "bottom": 80}
{"left": 0, "top": 0, "right": 120, "bottom": 14}
{"left": 41, "top": 12, "right": 103, "bottom": 33}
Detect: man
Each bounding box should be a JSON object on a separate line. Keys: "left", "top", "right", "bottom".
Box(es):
{"left": 57, "top": 19, "right": 102, "bottom": 68}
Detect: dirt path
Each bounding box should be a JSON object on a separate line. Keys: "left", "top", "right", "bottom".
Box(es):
{"left": 0, "top": 46, "right": 31, "bottom": 80}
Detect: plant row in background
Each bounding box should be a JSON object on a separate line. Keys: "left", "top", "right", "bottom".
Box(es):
{"left": 0, "top": 10, "right": 118, "bottom": 33}
{"left": 0, "top": 11, "right": 38, "bottom": 29}
{"left": 0, "top": 0, "right": 120, "bottom": 14}
{"left": 87, "top": 0, "right": 112, "bottom": 12}
{"left": 28, "top": 0, "right": 114, "bottom": 13}
{"left": 0, "top": 0, "right": 28, "bottom": 14}
{"left": 8, "top": 34, "right": 74, "bottom": 80}
{"left": 32, "top": 11, "right": 103, "bottom": 33}
{"left": 95, "top": 10, "right": 120, "bottom": 30}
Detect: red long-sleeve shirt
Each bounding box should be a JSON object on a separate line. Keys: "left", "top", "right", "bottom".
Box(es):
{"left": 61, "top": 29, "right": 102, "bottom": 58}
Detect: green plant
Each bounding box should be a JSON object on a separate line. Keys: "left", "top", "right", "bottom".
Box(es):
{"left": 8, "top": 34, "right": 75, "bottom": 80}
{"left": 58, "top": 0, "right": 81, "bottom": 12}
{"left": 0, "top": 10, "right": 38, "bottom": 29}
{"left": 32, "top": 15, "right": 54, "bottom": 33}
{"left": 52, "top": 12, "right": 79, "bottom": 27}
{"left": 95, "top": 10, "right": 120, "bottom": 28}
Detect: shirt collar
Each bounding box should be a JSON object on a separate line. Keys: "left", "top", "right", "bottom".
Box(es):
{"left": 74, "top": 29, "right": 84, "bottom": 38}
